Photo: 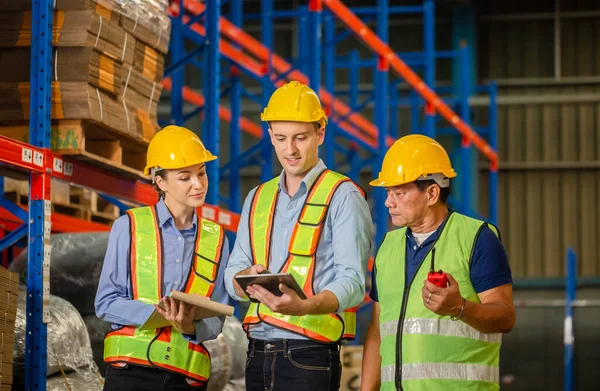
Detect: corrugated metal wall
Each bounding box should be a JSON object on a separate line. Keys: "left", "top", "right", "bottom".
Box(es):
{"left": 476, "top": 1, "right": 600, "bottom": 278}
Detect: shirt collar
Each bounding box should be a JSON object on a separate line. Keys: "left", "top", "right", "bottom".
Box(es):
{"left": 406, "top": 209, "right": 453, "bottom": 244}
{"left": 278, "top": 159, "right": 327, "bottom": 197}
{"left": 155, "top": 198, "right": 197, "bottom": 230}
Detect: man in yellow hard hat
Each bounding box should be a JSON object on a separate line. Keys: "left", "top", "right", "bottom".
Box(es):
{"left": 96, "top": 126, "right": 230, "bottom": 390}
{"left": 224, "top": 81, "right": 374, "bottom": 390}
{"left": 360, "top": 134, "right": 515, "bottom": 391}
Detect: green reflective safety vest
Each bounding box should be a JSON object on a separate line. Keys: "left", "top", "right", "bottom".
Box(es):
{"left": 376, "top": 212, "right": 503, "bottom": 391}
{"left": 103, "top": 205, "right": 225, "bottom": 382}
{"left": 242, "top": 169, "right": 361, "bottom": 342}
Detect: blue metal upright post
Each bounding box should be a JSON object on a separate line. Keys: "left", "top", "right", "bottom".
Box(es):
{"left": 564, "top": 248, "right": 577, "bottom": 391}
{"left": 452, "top": 2, "right": 478, "bottom": 215}
{"left": 27, "top": 0, "right": 53, "bottom": 389}
{"left": 261, "top": 0, "right": 274, "bottom": 183}
{"left": 324, "top": 11, "right": 336, "bottom": 168}
{"left": 488, "top": 82, "right": 499, "bottom": 225}
{"left": 389, "top": 81, "right": 399, "bottom": 139}
{"left": 203, "top": 0, "right": 221, "bottom": 206}
{"left": 298, "top": 7, "right": 309, "bottom": 75}
{"left": 459, "top": 44, "right": 472, "bottom": 214}
{"left": 422, "top": 0, "right": 436, "bottom": 138}
{"left": 374, "top": 0, "right": 389, "bottom": 247}
{"left": 229, "top": 0, "right": 242, "bottom": 213}
{"left": 308, "top": 0, "right": 322, "bottom": 99}
{"left": 170, "top": 0, "right": 185, "bottom": 125}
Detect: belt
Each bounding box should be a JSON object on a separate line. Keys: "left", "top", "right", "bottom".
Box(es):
{"left": 248, "top": 338, "right": 340, "bottom": 354}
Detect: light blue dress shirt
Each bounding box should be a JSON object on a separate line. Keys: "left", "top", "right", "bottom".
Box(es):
{"left": 224, "top": 160, "right": 374, "bottom": 340}
{"left": 95, "top": 198, "right": 230, "bottom": 343}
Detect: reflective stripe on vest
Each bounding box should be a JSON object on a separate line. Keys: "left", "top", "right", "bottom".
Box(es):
{"left": 242, "top": 169, "right": 361, "bottom": 342}
{"left": 375, "top": 212, "right": 501, "bottom": 391}
{"left": 104, "top": 206, "right": 224, "bottom": 382}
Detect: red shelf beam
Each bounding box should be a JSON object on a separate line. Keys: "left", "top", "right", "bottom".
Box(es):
{"left": 323, "top": 0, "right": 499, "bottom": 164}
{"left": 0, "top": 136, "right": 241, "bottom": 233}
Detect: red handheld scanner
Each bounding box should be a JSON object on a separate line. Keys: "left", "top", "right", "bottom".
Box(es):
{"left": 427, "top": 247, "right": 448, "bottom": 287}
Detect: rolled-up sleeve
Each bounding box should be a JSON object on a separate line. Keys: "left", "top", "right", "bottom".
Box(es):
{"left": 191, "top": 236, "right": 230, "bottom": 342}
{"left": 94, "top": 215, "right": 155, "bottom": 326}
{"left": 224, "top": 189, "right": 256, "bottom": 301}
{"left": 322, "top": 185, "right": 374, "bottom": 311}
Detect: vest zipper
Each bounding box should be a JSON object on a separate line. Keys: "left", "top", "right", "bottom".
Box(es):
{"left": 393, "top": 212, "right": 454, "bottom": 390}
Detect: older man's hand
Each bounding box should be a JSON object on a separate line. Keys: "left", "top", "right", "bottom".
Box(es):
{"left": 422, "top": 273, "right": 464, "bottom": 318}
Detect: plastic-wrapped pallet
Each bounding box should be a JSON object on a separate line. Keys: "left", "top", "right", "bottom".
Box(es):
{"left": 9, "top": 232, "right": 110, "bottom": 317}
{"left": 11, "top": 287, "right": 99, "bottom": 389}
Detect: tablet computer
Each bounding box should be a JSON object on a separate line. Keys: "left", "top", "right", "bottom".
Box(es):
{"left": 235, "top": 272, "right": 307, "bottom": 303}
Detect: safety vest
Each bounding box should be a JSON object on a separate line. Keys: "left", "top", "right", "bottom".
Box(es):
{"left": 242, "top": 169, "right": 361, "bottom": 343}
{"left": 376, "top": 212, "right": 502, "bottom": 391}
{"left": 103, "top": 205, "right": 225, "bottom": 383}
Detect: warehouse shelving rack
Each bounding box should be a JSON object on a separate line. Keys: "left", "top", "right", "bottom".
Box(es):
{"left": 164, "top": 0, "right": 499, "bottom": 247}
{"left": 0, "top": 0, "right": 500, "bottom": 387}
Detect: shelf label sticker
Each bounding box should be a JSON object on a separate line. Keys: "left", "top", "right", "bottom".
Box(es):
{"left": 63, "top": 162, "right": 73, "bottom": 176}
{"left": 33, "top": 151, "right": 44, "bottom": 167}
{"left": 53, "top": 157, "right": 63, "bottom": 173}
{"left": 22, "top": 148, "right": 33, "bottom": 163}
{"left": 201, "top": 207, "right": 216, "bottom": 221}
{"left": 43, "top": 243, "right": 52, "bottom": 324}
{"left": 218, "top": 212, "right": 231, "bottom": 226}
{"left": 44, "top": 200, "right": 52, "bottom": 217}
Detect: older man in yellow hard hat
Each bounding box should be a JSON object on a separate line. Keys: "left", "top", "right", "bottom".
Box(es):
{"left": 360, "top": 134, "right": 515, "bottom": 391}
{"left": 224, "top": 81, "right": 374, "bottom": 391}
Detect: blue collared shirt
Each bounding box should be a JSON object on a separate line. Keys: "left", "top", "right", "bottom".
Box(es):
{"left": 224, "top": 160, "right": 374, "bottom": 340}
{"left": 95, "top": 198, "right": 230, "bottom": 343}
{"left": 369, "top": 211, "right": 512, "bottom": 301}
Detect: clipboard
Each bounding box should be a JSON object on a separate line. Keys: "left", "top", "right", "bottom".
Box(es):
{"left": 235, "top": 272, "right": 307, "bottom": 303}
{"left": 138, "top": 291, "right": 235, "bottom": 330}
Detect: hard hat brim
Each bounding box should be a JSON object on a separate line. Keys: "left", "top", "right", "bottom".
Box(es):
{"left": 144, "top": 154, "right": 217, "bottom": 176}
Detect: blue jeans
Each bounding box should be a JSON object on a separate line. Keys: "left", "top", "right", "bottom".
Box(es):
{"left": 245, "top": 338, "right": 342, "bottom": 391}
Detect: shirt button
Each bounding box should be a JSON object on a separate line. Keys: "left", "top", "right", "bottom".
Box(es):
{"left": 174, "top": 281, "right": 179, "bottom": 286}
{"left": 279, "top": 256, "right": 283, "bottom": 261}
{"left": 178, "top": 237, "right": 182, "bottom": 241}
{"left": 176, "top": 259, "right": 181, "bottom": 263}
{"left": 413, "top": 245, "right": 417, "bottom": 250}
{"left": 283, "top": 230, "right": 288, "bottom": 235}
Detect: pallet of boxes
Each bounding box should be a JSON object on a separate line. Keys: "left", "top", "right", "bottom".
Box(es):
{"left": 0, "top": 0, "right": 170, "bottom": 224}
{"left": 340, "top": 345, "right": 363, "bottom": 391}
{"left": 0, "top": 267, "right": 19, "bottom": 391}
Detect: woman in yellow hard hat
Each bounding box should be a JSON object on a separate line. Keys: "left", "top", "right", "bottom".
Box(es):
{"left": 361, "top": 134, "right": 514, "bottom": 391}
{"left": 95, "top": 125, "right": 230, "bottom": 391}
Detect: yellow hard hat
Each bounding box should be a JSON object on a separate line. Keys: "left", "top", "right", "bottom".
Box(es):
{"left": 370, "top": 134, "right": 457, "bottom": 187}
{"left": 144, "top": 125, "right": 217, "bottom": 176}
{"left": 261, "top": 81, "right": 328, "bottom": 126}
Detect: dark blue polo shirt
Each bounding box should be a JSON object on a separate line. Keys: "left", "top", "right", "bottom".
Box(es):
{"left": 369, "top": 215, "right": 512, "bottom": 302}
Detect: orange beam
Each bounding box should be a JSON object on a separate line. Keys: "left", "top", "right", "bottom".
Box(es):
{"left": 162, "top": 78, "right": 263, "bottom": 138}
{"left": 182, "top": 0, "right": 387, "bottom": 149}
{"left": 323, "top": 0, "right": 498, "bottom": 164}
{"left": 168, "top": 4, "right": 266, "bottom": 78}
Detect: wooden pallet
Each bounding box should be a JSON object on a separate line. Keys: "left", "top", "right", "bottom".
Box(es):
{"left": 0, "top": 119, "right": 149, "bottom": 179}
{"left": 2, "top": 177, "right": 121, "bottom": 224}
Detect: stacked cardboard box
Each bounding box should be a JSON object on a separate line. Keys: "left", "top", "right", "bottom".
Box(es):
{"left": 340, "top": 345, "right": 363, "bottom": 391}
{"left": 0, "top": 267, "right": 19, "bottom": 391}
{"left": 0, "top": 0, "right": 170, "bottom": 175}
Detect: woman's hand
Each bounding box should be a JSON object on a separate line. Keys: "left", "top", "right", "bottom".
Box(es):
{"left": 155, "top": 297, "right": 196, "bottom": 335}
